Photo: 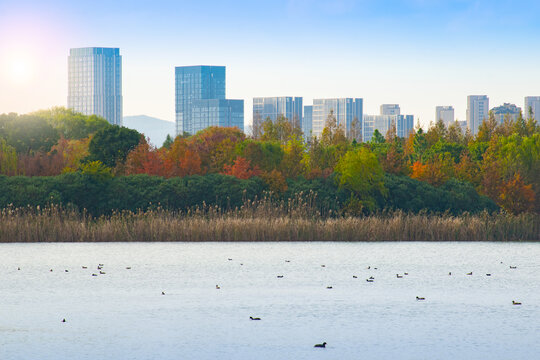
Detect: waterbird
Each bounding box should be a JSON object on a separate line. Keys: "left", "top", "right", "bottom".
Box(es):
{"left": 285, "top": 260, "right": 291, "bottom": 263}
{"left": 92, "top": 274, "right": 98, "bottom": 276}
{"left": 216, "top": 285, "right": 220, "bottom": 289}
{"left": 250, "top": 316, "right": 261, "bottom": 320}
{"left": 512, "top": 301, "right": 522, "bottom": 305}
{"left": 404, "top": 272, "right": 409, "bottom": 275}
{"left": 449, "top": 272, "right": 452, "bottom": 275}
{"left": 50, "top": 269, "right": 53, "bottom": 272}
{"left": 510, "top": 266, "right": 517, "bottom": 269}
{"left": 17, "top": 267, "right": 20, "bottom": 270}
{"left": 466, "top": 272, "right": 473, "bottom": 276}
{"left": 321, "top": 265, "right": 326, "bottom": 267}
{"left": 327, "top": 286, "right": 333, "bottom": 289}
{"left": 126, "top": 267, "right": 131, "bottom": 269}
{"left": 99, "top": 271, "right": 105, "bottom": 274}
{"left": 486, "top": 274, "right": 492, "bottom": 276}
{"left": 62, "top": 318, "right": 66, "bottom": 323}
{"left": 162, "top": 291, "right": 165, "bottom": 295}
{"left": 82, "top": 266, "right": 87, "bottom": 269}
{"left": 416, "top": 296, "right": 426, "bottom": 301}
{"left": 366, "top": 279, "right": 374, "bottom": 283}
{"left": 353, "top": 275, "right": 358, "bottom": 278}
{"left": 396, "top": 274, "right": 403, "bottom": 278}
{"left": 314, "top": 342, "right": 327, "bottom": 348}
{"left": 228, "top": 258, "right": 233, "bottom": 261}
{"left": 277, "top": 275, "right": 284, "bottom": 278}
{"left": 65, "top": 270, "right": 69, "bottom": 273}
{"left": 369, "top": 276, "right": 374, "bottom": 280}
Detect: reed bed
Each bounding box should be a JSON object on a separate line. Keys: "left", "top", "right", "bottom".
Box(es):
{"left": 0, "top": 202, "right": 538, "bottom": 242}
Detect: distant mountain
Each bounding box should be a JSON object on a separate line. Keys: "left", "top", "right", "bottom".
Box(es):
{"left": 123, "top": 115, "right": 175, "bottom": 147}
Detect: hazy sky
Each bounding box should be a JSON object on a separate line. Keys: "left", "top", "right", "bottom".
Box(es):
{"left": 1, "top": 0, "right": 539, "bottom": 128}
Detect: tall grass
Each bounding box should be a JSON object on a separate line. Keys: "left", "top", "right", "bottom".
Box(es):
{"left": 0, "top": 200, "right": 538, "bottom": 242}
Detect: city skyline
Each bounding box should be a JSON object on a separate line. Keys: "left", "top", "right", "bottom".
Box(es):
{"left": 1, "top": 0, "right": 540, "bottom": 128}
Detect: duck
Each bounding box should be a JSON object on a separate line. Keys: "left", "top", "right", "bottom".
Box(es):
{"left": 466, "top": 272, "right": 473, "bottom": 276}
{"left": 396, "top": 274, "right": 403, "bottom": 278}
{"left": 366, "top": 279, "right": 374, "bottom": 283}
{"left": 92, "top": 273, "right": 98, "bottom": 276}
{"left": 512, "top": 300, "right": 522, "bottom": 305}
{"left": 126, "top": 267, "right": 131, "bottom": 270}
{"left": 50, "top": 269, "right": 53, "bottom": 272}
{"left": 162, "top": 291, "right": 165, "bottom": 295}
{"left": 448, "top": 272, "right": 452, "bottom": 275}
{"left": 228, "top": 258, "right": 233, "bottom": 261}
{"left": 65, "top": 270, "right": 69, "bottom": 273}
{"left": 17, "top": 267, "right": 20, "bottom": 271}
{"left": 285, "top": 260, "right": 290, "bottom": 263}
{"left": 82, "top": 266, "right": 87, "bottom": 269}
{"left": 321, "top": 265, "right": 326, "bottom": 268}
{"left": 99, "top": 271, "right": 106, "bottom": 274}
{"left": 250, "top": 316, "right": 261, "bottom": 320}
{"left": 369, "top": 276, "right": 374, "bottom": 280}
{"left": 352, "top": 275, "right": 358, "bottom": 278}
{"left": 367, "top": 266, "right": 371, "bottom": 269}
{"left": 404, "top": 272, "right": 409, "bottom": 275}
{"left": 486, "top": 273, "right": 492, "bottom": 276}
{"left": 62, "top": 318, "right": 66, "bottom": 323}
{"left": 314, "top": 342, "right": 327, "bottom": 348}
{"left": 326, "top": 286, "right": 333, "bottom": 289}
{"left": 416, "top": 296, "right": 426, "bottom": 301}
{"left": 510, "top": 266, "right": 517, "bottom": 269}
{"left": 277, "top": 275, "right": 284, "bottom": 278}
{"left": 216, "top": 285, "right": 220, "bottom": 289}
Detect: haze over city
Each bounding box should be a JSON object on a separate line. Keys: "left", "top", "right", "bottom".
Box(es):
{"left": 1, "top": 0, "right": 539, "bottom": 128}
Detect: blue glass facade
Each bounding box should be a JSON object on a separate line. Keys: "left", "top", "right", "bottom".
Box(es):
{"left": 362, "top": 114, "right": 414, "bottom": 142}
{"left": 191, "top": 99, "right": 244, "bottom": 134}
{"left": 303, "top": 105, "right": 313, "bottom": 139}
{"left": 175, "top": 66, "right": 236, "bottom": 135}
{"left": 252, "top": 97, "right": 303, "bottom": 127}
{"left": 68, "top": 47, "right": 122, "bottom": 126}
{"left": 311, "top": 98, "right": 363, "bottom": 138}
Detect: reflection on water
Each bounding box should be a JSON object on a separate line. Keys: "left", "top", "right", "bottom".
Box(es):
{"left": 1, "top": 242, "right": 539, "bottom": 360}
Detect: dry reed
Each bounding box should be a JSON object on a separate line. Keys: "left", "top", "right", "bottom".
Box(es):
{"left": 0, "top": 201, "right": 538, "bottom": 242}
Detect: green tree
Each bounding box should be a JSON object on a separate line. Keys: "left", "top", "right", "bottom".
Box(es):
{"left": 162, "top": 134, "right": 174, "bottom": 149}
{"left": 87, "top": 126, "right": 142, "bottom": 168}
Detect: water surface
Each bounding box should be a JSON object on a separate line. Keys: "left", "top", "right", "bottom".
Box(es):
{"left": 1, "top": 242, "right": 539, "bottom": 360}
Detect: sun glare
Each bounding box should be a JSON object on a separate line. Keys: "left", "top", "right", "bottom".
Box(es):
{"left": 7, "top": 58, "right": 34, "bottom": 84}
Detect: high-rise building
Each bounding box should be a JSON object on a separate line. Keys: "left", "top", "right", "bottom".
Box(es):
{"left": 524, "top": 96, "right": 540, "bottom": 121}
{"left": 491, "top": 103, "right": 521, "bottom": 124}
{"left": 362, "top": 114, "right": 413, "bottom": 142}
{"left": 380, "top": 104, "right": 400, "bottom": 116}
{"left": 175, "top": 65, "right": 243, "bottom": 135}
{"left": 252, "top": 97, "right": 303, "bottom": 129}
{"left": 435, "top": 106, "right": 455, "bottom": 126}
{"left": 311, "top": 98, "right": 363, "bottom": 138}
{"left": 303, "top": 105, "right": 313, "bottom": 139}
{"left": 68, "top": 47, "right": 122, "bottom": 126}
{"left": 466, "top": 95, "right": 489, "bottom": 136}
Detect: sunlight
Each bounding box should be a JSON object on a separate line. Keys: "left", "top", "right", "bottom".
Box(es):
{"left": 7, "top": 57, "right": 34, "bottom": 84}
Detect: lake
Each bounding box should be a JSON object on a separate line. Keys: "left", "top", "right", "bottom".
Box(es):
{"left": 1, "top": 242, "right": 539, "bottom": 360}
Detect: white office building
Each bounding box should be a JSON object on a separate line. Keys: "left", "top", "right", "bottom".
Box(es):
{"left": 466, "top": 95, "right": 489, "bottom": 136}
{"left": 435, "top": 106, "right": 455, "bottom": 126}
{"left": 380, "top": 104, "right": 400, "bottom": 116}
{"left": 524, "top": 96, "right": 540, "bottom": 121}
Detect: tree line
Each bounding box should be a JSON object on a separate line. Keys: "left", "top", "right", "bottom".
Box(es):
{"left": 0, "top": 107, "right": 538, "bottom": 215}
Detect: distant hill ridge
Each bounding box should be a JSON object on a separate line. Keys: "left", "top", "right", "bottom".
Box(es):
{"left": 123, "top": 115, "right": 175, "bottom": 147}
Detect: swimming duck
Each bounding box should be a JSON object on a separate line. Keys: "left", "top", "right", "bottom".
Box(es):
{"left": 396, "top": 274, "right": 403, "bottom": 278}
{"left": 314, "top": 342, "right": 327, "bottom": 348}
{"left": 277, "top": 275, "right": 284, "bottom": 278}
{"left": 353, "top": 275, "right": 358, "bottom": 278}
{"left": 65, "top": 270, "right": 69, "bottom": 273}
{"left": 366, "top": 279, "right": 374, "bottom": 283}
{"left": 486, "top": 274, "right": 491, "bottom": 276}
{"left": 99, "top": 271, "right": 105, "bottom": 274}
{"left": 216, "top": 285, "right": 220, "bottom": 289}
{"left": 162, "top": 291, "right": 165, "bottom": 295}
{"left": 250, "top": 316, "right": 261, "bottom": 320}
{"left": 92, "top": 273, "right": 98, "bottom": 276}
{"left": 404, "top": 272, "right": 408, "bottom": 275}
{"left": 509, "top": 266, "right": 517, "bottom": 269}
{"left": 512, "top": 300, "right": 522, "bottom": 305}
{"left": 62, "top": 318, "right": 66, "bottom": 323}
{"left": 416, "top": 296, "right": 426, "bottom": 301}
{"left": 326, "top": 286, "right": 333, "bottom": 289}
{"left": 82, "top": 266, "right": 87, "bottom": 269}
{"left": 466, "top": 272, "right": 473, "bottom": 275}
{"left": 126, "top": 267, "right": 131, "bottom": 270}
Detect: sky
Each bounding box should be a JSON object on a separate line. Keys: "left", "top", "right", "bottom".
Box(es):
{"left": 0, "top": 0, "right": 539, "bottom": 129}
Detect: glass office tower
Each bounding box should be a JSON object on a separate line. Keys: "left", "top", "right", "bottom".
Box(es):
{"left": 191, "top": 99, "right": 244, "bottom": 133}
{"left": 252, "top": 97, "right": 303, "bottom": 129}
{"left": 362, "top": 114, "right": 414, "bottom": 142}
{"left": 311, "top": 98, "right": 363, "bottom": 138}
{"left": 68, "top": 47, "right": 122, "bottom": 126}
{"left": 175, "top": 65, "right": 235, "bottom": 135}
{"left": 467, "top": 95, "right": 489, "bottom": 136}
{"left": 303, "top": 105, "right": 313, "bottom": 139}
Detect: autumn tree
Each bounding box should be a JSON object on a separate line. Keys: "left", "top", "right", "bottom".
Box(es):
{"left": 498, "top": 173, "right": 535, "bottom": 214}
{"left": 222, "top": 156, "right": 261, "bottom": 180}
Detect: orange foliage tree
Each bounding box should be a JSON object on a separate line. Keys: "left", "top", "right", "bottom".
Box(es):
{"left": 222, "top": 156, "right": 261, "bottom": 180}
{"left": 498, "top": 173, "right": 535, "bottom": 214}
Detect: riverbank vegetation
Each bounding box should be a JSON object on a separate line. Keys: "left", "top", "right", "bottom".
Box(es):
{"left": 0, "top": 204, "right": 538, "bottom": 242}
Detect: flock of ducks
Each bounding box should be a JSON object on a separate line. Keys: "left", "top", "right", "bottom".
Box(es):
{"left": 15, "top": 259, "right": 525, "bottom": 349}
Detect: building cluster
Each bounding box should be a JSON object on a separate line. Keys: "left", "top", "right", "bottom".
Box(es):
{"left": 67, "top": 47, "right": 540, "bottom": 141}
